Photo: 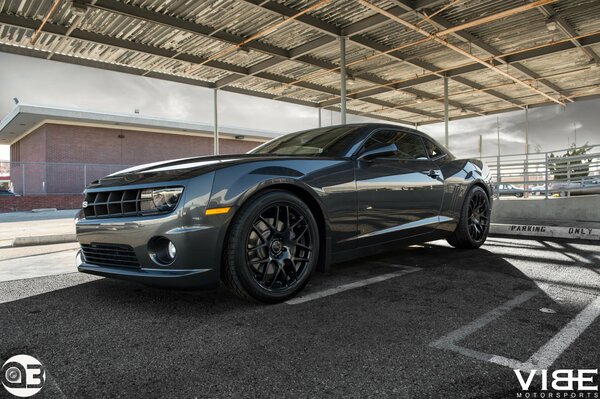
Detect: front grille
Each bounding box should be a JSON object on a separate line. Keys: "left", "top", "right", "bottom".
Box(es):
{"left": 83, "top": 189, "right": 163, "bottom": 219}
{"left": 81, "top": 243, "right": 140, "bottom": 269}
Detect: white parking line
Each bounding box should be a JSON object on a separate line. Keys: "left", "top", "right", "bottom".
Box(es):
{"left": 527, "top": 295, "right": 600, "bottom": 369}
{"left": 430, "top": 290, "right": 600, "bottom": 371}
{"left": 286, "top": 264, "right": 421, "bottom": 305}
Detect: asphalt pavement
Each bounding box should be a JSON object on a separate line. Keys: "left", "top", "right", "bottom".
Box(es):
{"left": 0, "top": 237, "right": 598, "bottom": 398}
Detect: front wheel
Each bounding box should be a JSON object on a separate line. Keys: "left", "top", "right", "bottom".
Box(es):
{"left": 222, "top": 190, "right": 319, "bottom": 303}
{"left": 447, "top": 186, "right": 490, "bottom": 249}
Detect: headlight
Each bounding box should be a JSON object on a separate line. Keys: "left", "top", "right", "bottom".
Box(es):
{"left": 141, "top": 187, "right": 183, "bottom": 212}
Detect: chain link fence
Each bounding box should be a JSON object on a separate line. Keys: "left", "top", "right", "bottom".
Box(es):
{"left": 1, "top": 162, "right": 132, "bottom": 195}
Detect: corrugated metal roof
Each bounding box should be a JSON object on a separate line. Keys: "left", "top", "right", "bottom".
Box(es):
{"left": 0, "top": 0, "right": 599, "bottom": 126}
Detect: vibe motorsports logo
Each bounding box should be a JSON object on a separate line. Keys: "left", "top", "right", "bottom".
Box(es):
{"left": 1, "top": 355, "right": 46, "bottom": 398}
{"left": 514, "top": 369, "right": 598, "bottom": 398}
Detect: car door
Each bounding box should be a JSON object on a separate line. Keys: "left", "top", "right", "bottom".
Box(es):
{"left": 354, "top": 129, "right": 445, "bottom": 246}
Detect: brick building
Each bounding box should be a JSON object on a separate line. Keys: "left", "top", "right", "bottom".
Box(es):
{"left": 0, "top": 104, "right": 275, "bottom": 211}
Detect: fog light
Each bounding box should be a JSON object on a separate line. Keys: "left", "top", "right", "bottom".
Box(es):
{"left": 168, "top": 241, "right": 177, "bottom": 259}
{"left": 148, "top": 237, "right": 176, "bottom": 265}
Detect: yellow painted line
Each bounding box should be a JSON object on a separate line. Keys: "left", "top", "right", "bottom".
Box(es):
{"left": 205, "top": 207, "right": 231, "bottom": 215}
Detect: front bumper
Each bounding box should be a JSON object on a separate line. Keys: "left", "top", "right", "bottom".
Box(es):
{"left": 77, "top": 258, "right": 216, "bottom": 289}
{"left": 76, "top": 212, "right": 226, "bottom": 289}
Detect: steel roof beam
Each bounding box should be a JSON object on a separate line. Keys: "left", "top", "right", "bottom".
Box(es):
{"left": 87, "top": 0, "right": 449, "bottom": 116}
{"left": 240, "top": 0, "right": 339, "bottom": 36}
{"left": 0, "top": 14, "right": 440, "bottom": 120}
{"left": 538, "top": 4, "right": 600, "bottom": 63}
{"left": 237, "top": 0, "right": 480, "bottom": 114}
{"left": 83, "top": 0, "right": 472, "bottom": 118}
{"left": 342, "top": 0, "right": 444, "bottom": 36}
{"left": 347, "top": 5, "right": 528, "bottom": 109}
{"left": 426, "top": 13, "right": 566, "bottom": 102}
{"left": 357, "top": 0, "right": 564, "bottom": 106}
{"left": 416, "top": 92, "right": 600, "bottom": 126}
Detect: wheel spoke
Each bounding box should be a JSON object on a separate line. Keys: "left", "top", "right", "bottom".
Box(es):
{"left": 296, "top": 226, "right": 308, "bottom": 240}
{"left": 290, "top": 216, "right": 304, "bottom": 230}
{"left": 261, "top": 262, "right": 271, "bottom": 283}
{"left": 269, "top": 265, "right": 282, "bottom": 288}
{"left": 284, "top": 206, "right": 290, "bottom": 232}
{"left": 251, "top": 225, "right": 267, "bottom": 242}
{"left": 293, "top": 242, "right": 312, "bottom": 251}
{"left": 258, "top": 216, "right": 277, "bottom": 234}
{"left": 247, "top": 242, "right": 268, "bottom": 252}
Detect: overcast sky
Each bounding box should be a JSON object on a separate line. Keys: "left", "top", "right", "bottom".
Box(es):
{"left": 1, "top": 52, "right": 598, "bottom": 160}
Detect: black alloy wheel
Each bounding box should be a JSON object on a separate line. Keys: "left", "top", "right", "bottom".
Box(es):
{"left": 223, "top": 190, "right": 319, "bottom": 303}
{"left": 246, "top": 203, "right": 313, "bottom": 291}
{"left": 466, "top": 190, "right": 489, "bottom": 243}
{"left": 447, "top": 185, "right": 490, "bottom": 249}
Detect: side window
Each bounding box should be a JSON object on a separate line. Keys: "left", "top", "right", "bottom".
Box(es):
{"left": 362, "top": 130, "right": 428, "bottom": 160}
{"left": 424, "top": 139, "right": 446, "bottom": 160}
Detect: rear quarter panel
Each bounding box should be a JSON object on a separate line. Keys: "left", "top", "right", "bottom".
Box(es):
{"left": 437, "top": 158, "right": 494, "bottom": 233}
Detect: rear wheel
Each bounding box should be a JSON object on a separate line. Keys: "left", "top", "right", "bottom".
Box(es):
{"left": 447, "top": 186, "right": 490, "bottom": 249}
{"left": 222, "top": 190, "right": 319, "bottom": 303}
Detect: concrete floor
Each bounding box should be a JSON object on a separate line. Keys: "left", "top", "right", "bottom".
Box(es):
{"left": 0, "top": 237, "right": 598, "bottom": 398}
{"left": 0, "top": 209, "right": 77, "bottom": 246}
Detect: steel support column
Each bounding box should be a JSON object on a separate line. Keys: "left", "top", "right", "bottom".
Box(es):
{"left": 340, "top": 36, "right": 347, "bottom": 125}
{"left": 318, "top": 107, "right": 322, "bottom": 127}
{"left": 524, "top": 106, "right": 529, "bottom": 196}
{"left": 444, "top": 76, "right": 449, "bottom": 148}
{"left": 213, "top": 88, "right": 219, "bottom": 155}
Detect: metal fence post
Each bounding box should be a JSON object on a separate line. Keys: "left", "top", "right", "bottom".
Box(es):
{"left": 22, "top": 163, "right": 25, "bottom": 196}
{"left": 566, "top": 159, "right": 571, "bottom": 197}
{"left": 544, "top": 153, "right": 549, "bottom": 199}
{"left": 496, "top": 155, "right": 501, "bottom": 185}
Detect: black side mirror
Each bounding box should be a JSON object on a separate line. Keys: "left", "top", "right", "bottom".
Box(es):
{"left": 358, "top": 143, "right": 399, "bottom": 160}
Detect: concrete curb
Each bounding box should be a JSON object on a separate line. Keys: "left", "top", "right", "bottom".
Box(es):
{"left": 490, "top": 223, "right": 600, "bottom": 241}
{"left": 12, "top": 234, "right": 77, "bottom": 247}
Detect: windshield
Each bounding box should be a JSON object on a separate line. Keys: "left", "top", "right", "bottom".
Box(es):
{"left": 249, "top": 126, "right": 362, "bottom": 157}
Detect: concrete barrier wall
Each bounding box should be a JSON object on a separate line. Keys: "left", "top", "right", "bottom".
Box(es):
{"left": 491, "top": 195, "right": 600, "bottom": 225}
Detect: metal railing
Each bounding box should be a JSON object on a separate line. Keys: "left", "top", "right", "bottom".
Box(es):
{"left": 1, "top": 161, "right": 132, "bottom": 195}
{"left": 481, "top": 144, "right": 600, "bottom": 199}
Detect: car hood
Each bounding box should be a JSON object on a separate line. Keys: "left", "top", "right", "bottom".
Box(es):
{"left": 88, "top": 154, "right": 320, "bottom": 188}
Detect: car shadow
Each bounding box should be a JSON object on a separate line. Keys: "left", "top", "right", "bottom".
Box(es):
{"left": 0, "top": 237, "right": 598, "bottom": 398}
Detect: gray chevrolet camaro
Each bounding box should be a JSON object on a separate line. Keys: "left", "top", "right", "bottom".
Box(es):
{"left": 76, "top": 123, "right": 493, "bottom": 303}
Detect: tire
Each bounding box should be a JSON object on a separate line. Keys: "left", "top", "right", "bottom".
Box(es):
{"left": 222, "top": 190, "right": 319, "bottom": 303}
{"left": 447, "top": 185, "right": 490, "bottom": 249}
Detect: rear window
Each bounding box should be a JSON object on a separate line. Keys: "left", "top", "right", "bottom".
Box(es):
{"left": 362, "top": 130, "right": 428, "bottom": 160}
{"left": 423, "top": 139, "right": 446, "bottom": 160}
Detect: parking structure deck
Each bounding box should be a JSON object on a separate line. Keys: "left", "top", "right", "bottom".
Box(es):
{"left": 0, "top": 236, "right": 598, "bottom": 398}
